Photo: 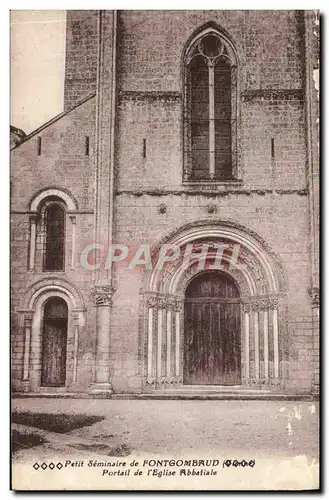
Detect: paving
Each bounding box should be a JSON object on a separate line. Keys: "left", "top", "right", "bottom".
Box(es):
{"left": 11, "top": 398, "right": 320, "bottom": 490}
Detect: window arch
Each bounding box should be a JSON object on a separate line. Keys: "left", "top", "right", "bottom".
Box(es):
{"left": 42, "top": 198, "right": 66, "bottom": 271}
{"left": 28, "top": 188, "right": 77, "bottom": 273}
{"left": 183, "top": 29, "right": 238, "bottom": 182}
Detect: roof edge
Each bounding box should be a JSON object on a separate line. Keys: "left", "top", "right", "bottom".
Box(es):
{"left": 11, "top": 93, "right": 96, "bottom": 151}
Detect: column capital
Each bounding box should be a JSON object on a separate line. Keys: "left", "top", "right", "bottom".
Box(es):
{"left": 29, "top": 212, "right": 40, "bottom": 223}
{"left": 24, "top": 310, "right": 34, "bottom": 325}
{"left": 146, "top": 295, "right": 183, "bottom": 312}
{"left": 241, "top": 301, "right": 251, "bottom": 313}
{"left": 91, "top": 284, "right": 115, "bottom": 307}
{"left": 245, "top": 296, "right": 279, "bottom": 312}
{"left": 308, "top": 286, "right": 320, "bottom": 308}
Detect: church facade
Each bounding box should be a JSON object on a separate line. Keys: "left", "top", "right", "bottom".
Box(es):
{"left": 11, "top": 10, "right": 319, "bottom": 397}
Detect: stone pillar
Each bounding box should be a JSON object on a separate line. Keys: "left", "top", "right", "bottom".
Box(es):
{"left": 156, "top": 304, "right": 164, "bottom": 380}
{"left": 166, "top": 308, "right": 172, "bottom": 378}
{"left": 69, "top": 214, "right": 77, "bottom": 270}
{"left": 243, "top": 297, "right": 280, "bottom": 384}
{"left": 243, "top": 303, "right": 250, "bottom": 381}
{"left": 71, "top": 311, "right": 80, "bottom": 384}
{"left": 28, "top": 214, "right": 39, "bottom": 271}
{"left": 22, "top": 311, "right": 34, "bottom": 381}
{"left": 90, "top": 10, "right": 117, "bottom": 397}
{"left": 263, "top": 309, "right": 269, "bottom": 380}
{"left": 145, "top": 295, "right": 183, "bottom": 387}
{"left": 271, "top": 304, "right": 279, "bottom": 380}
{"left": 174, "top": 300, "right": 183, "bottom": 379}
{"left": 304, "top": 12, "right": 319, "bottom": 395}
{"left": 309, "top": 286, "right": 320, "bottom": 393}
{"left": 252, "top": 305, "right": 260, "bottom": 380}
{"left": 89, "top": 284, "right": 115, "bottom": 397}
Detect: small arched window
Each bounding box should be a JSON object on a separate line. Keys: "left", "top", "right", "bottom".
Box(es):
{"left": 43, "top": 201, "right": 65, "bottom": 271}
{"left": 184, "top": 30, "right": 237, "bottom": 182}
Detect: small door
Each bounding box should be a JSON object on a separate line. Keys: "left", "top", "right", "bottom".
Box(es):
{"left": 184, "top": 271, "right": 241, "bottom": 385}
{"left": 41, "top": 297, "right": 68, "bottom": 387}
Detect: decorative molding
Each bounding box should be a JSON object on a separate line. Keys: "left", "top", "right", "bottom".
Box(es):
{"left": 243, "top": 297, "right": 279, "bottom": 312}
{"left": 115, "top": 188, "right": 308, "bottom": 198}
{"left": 146, "top": 295, "right": 183, "bottom": 312}
{"left": 91, "top": 285, "right": 115, "bottom": 307}
{"left": 308, "top": 286, "right": 320, "bottom": 308}
{"left": 118, "top": 90, "right": 182, "bottom": 103}
{"left": 241, "top": 89, "right": 304, "bottom": 103}
{"left": 155, "top": 377, "right": 183, "bottom": 386}
{"left": 150, "top": 219, "right": 288, "bottom": 294}
{"left": 146, "top": 378, "right": 157, "bottom": 387}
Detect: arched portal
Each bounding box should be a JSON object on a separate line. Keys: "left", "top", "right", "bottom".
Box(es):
{"left": 184, "top": 271, "right": 241, "bottom": 385}
{"left": 41, "top": 297, "right": 68, "bottom": 387}
{"left": 142, "top": 220, "right": 287, "bottom": 392}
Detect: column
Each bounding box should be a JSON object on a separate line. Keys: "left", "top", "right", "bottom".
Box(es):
{"left": 89, "top": 285, "right": 115, "bottom": 396}
{"left": 208, "top": 61, "right": 215, "bottom": 179}
{"left": 253, "top": 307, "right": 260, "bottom": 380}
{"left": 28, "top": 214, "right": 38, "bottom": 271}
{"left": 174, "top": 300, "right": 183, "bottom": 378}
{"left": 72, "top": 312, "right": 80, "bottom": 384}
{"left": 263, "top": 309, "right": 269, "bottom": 380}
{"left": 23, "top": 312, "right": 34, "bottom": 380}
{"left": 308, "top": 286, "right": 319, "bottom": 392}
{"left": 272, "top": 307, "right": 279, "bottom": 379}
{"left": 90, "top": 11, "right": 117, "bottom": 397}
{"left": 69, "top": 215, "right": 76, "bottom": 270}
{"left": 157, "top": 307, "right": 163, "bottom": 380}
{"left": 146, "top": 296, "right": 158, "bottom": 385}
{"left": 166, "top": 309, "right": 172, "bottom": 378}
{"left": 242, "top": 302, "right": 250, "bottom": 381}
{"left": 147, "top": 307, "right": 154, "bottom": 381}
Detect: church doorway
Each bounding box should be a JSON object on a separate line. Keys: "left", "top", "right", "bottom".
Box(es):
{"left": 41, "top": 297, "right": 68, "bottom": 387}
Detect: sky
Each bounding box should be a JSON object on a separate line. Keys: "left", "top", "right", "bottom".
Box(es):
{"left": 10, "top": 10, "right": 67, "bottom": 134}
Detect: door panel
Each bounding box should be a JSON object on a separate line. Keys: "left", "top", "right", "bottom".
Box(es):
{"left": 41, "top": 318, "right": 67, "bottom": 387}
{"left": 184, "top": 272, "right": 241, "bottom": 385}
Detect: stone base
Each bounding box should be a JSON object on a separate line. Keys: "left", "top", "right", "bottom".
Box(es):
{"left": 88, "top": 382, "right": 113, "bottom": 398}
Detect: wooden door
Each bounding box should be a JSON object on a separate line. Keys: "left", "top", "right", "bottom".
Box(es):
{"left": 41, "top": 297, "right": 68, "bottom": 387}
{"left": 184, "top": 271, "right": 241, "bottom": 385}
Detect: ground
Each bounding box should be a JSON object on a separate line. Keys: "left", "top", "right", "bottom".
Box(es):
{"left": 11, "top": 398, "right": 319, "bottom": 491}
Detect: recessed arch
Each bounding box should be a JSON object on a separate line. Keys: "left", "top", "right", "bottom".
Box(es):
{"left": 25, "top": 277, "right": 84, "bottom": 311}
{"left": 29, "top": 187, "right": 78, "bottom": 212}
{"left": 148, "top": 220, "right": 287, "bottom": 296}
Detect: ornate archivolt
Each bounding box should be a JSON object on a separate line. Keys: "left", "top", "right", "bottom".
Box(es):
{"left": 141, "top": 220, "right": 287, "bottom": 389}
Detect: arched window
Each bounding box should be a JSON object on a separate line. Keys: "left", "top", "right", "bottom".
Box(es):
{"left": 184, "top": 30, "right": 237, "bottom": 181}
{"left": 43, "top": 201, "right": 65, "bottom": 271}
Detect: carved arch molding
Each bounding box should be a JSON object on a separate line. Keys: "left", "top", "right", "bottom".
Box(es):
{"left": 140, "top": 220, "right": 288, "bottom": 390}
